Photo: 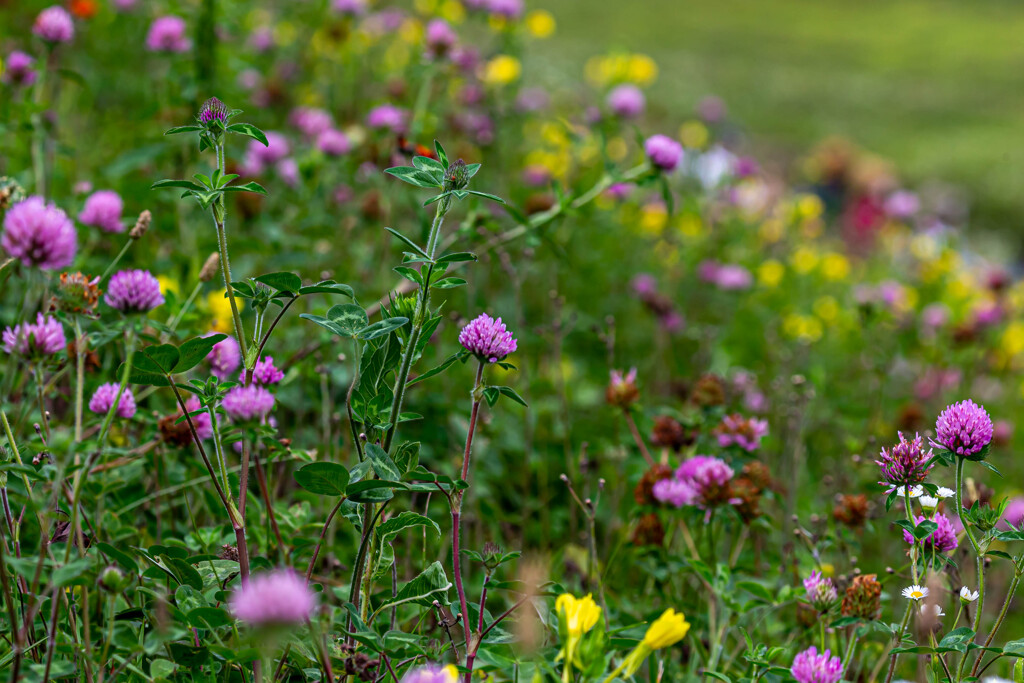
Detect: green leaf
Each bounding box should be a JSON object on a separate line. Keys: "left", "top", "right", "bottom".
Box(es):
{"left": 393, "top": 266, "right": 423, "bottom": 286}
{"left": 188, "top": 607, "right": 232, "bottom": 629}
{"left": 464, "top": 163, "right": 481, "bottom": 179}
{"left": 384, "top": 227, "right": 430, "bottom": 260}
{"left": 377, "top": 561, "right": 451, "bottom": 611}
{"left": 412, "top": 155, "right": 445, "bottom": 176}
{"left": 465, "top": 190, "right": 505, "bottom": 204}
{"left": 152, "top": 179, "right": 205, "bottom": 191}
{"left": 301, "top": 304, "right": 368, "bottom": 338}
{"left": 221, "top": 181, "right": 268, "bottom": 196}
{"left": 293, "top": 462, "right": 351, "bottom": 497}
{"left": 298, "top": 280, "right": 356, "bottom": 299}
{"left": 255, "top": 271, "right": 302, "bottom": 294}
{"left": 384, "top": 166, "right": 442, "bottom": 189}
{"left": 346, "top": 479, "right": 409, "bottom": 503}
{"left": 434, "top": 140, "right": 448, "bottom": 168}
{"left": 430, "top": 277, "right": 467, "bottom": 290}
{"left": 95, "top": 542, "right": 139, "bottom": 572}
{"left": 364, "top": 444, "right": 402, "bottom": 482}
{"left": 174, "top": 335, "right": 227, "bottom": 373}
{"left": 226, "top": 123, "right": 269, "bottom": 146}
{"left": 164, "top": 125, "right": 203, "bottom": 135}
{"left": 407, "top": 351, "right": 467, "bottom": 386}
{"left": 435, "top": 252, "right": 478, "bottom": 265}
{"left": 52, "top": 558, "right": 93, "bottom": 587}
{"left": 357, "top": 317, "right": 409, "bottom": 341}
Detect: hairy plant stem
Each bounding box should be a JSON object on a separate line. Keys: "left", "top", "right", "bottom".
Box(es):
{"left": 455, "top": 362, "right": 485, "bottom": 682}
{"left": 883, "top": 601, "right": 914, "bottom": 683}
{"left": 31, "top": 47, "right": 51, "bottom": 196}
{"left": 98, "top": 238, "right": 134, "bottom": 284}
{"left": 72, "top": 318, "right": 85, "bottom": 445}
{"left": 954, "top": 456, "right": 984, "bottom": 682}
{"left": 972, "top": 570, "right": 1022, "bottom": 675}
{"left": 212, "top": 142, "right": 248, "bottom": 363}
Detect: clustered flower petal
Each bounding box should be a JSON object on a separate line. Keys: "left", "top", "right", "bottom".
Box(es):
{"left": 252, "top": 356, "right": 284, "bottom": 385}
{"left": 105, "top": 270, "right": 164, "bottom": 313}
{"left": 933, "top": 399, "right": 993, "bottom": 458}
{"left": 2, "top": 196, "right": 77, "bottom": 270}
{"left": 366, "top": 104, "right": 408, "bottom": 132}
{"left": 876, "top": 432, "right": 933, "bottom": 487}
{"left": 78, "top": 190, "right": 125, "bottom": 233}
{"left": 198, "top": 97, "right": 229, "bottom": 126}
{"left": 902, "top": 513, "right": 958, "bottom": 553}
{"left": 644, "top": 134, "right": 684, "bottom": 172}
{"left": 88, "top": 383, "right": 136, "bottom": 419}
{"left": 459, "top": 313, "right": 517, "bottom": 363}
{"left": 146, "top": 16, "right": 191, "bottom": 53}
{"left": 652, "top": 455, "right": 735, "bottom": 510}
{"left": 33, "top": 6, "right": 75, "bottom": 44}
{"left": 317, "top": 129, "right": 351, "bottom": 156}
{"left": 715, "top": 414, "right": 768, "bottom": 452}
{"left": 222, "top": 385, "right": 275, "bottom": 422}
{"left": 803, "top": 571, "right": 839, "bottom": 612}
{"left": 206, "top": 335, "right": 241, "bottom": 379}
{"left": 400, "top": 665, "right": 459, "bottom": 683}
{"left": 2, "top": 51, "right": 37, "bottom": 87}
{"left": 791, "top": 647, "right": 843, "bottom": 683}
{"left": 606, "top": 84, "right": 645, "bottom": 119}
{"left": 2, "top": 313, "right": 66, "bottom": 357}
{"left": 228, "top": 570, "right": 316, "bottom": 626}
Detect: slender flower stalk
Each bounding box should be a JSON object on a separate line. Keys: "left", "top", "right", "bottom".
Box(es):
{"left": 455, "top": 361, "right": 485, "bottom": 680}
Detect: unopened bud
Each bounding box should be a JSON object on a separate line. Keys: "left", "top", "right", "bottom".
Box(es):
{"left": 443, "top": 159, "right": 469, "bottom": 191}
{"left": 199, "top": 252, "right": 220, "bottom": 282}
{"left": 130, "top": 210, "right": 151, "bottom": 240}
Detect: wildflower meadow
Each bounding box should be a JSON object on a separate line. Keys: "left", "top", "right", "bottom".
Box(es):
{"left": 3, "top": 1, "right": 1024, "bottom": 682}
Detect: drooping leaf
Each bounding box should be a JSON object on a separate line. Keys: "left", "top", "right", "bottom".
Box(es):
{"left": 174, "top": 334, "right": 226, "bottom": 373}
{"left": 255, "top": 271, "right": 303, "bottom": 294}
{"left": 226, "top": 123, "right": 269, "bottom": 146}
{"left": 293, "top": 462, "right": 351, "bottom": 497}
{"left": 357, "top": 317, "right": 409, "bottom": 341}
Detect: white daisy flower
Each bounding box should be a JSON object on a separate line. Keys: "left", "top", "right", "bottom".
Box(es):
{"left": 920, "top": 604, "right": 945, "bottom": 618}
{"left": 960, "top": 586, "right": 979, "bottom": 603}
{"left": 888, "top": 485, "right": 925, "bottom": 499}
{"left": 936, "top": 487, "right": 955, "bottom": 499}
{"left": 919, "top": 495, "right": 938, "bottom": 510}
{"left": 902, "top": 585, "right": 929, "bottom": 600}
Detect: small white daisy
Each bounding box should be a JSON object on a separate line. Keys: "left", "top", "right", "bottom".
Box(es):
{"left": 902, "top": 585, "right": 929, "bottom": 600}
{"left": 960, "top": 586, "right": 979, "bottom": 602}
{"left": 936, "top": 487, "right": 955, "bottom": 499}
{"left": 919, "top": 495, "right": 938, "bottom": 510}
{"left": 920, "top": 604, "right": 945, "bottom": 618}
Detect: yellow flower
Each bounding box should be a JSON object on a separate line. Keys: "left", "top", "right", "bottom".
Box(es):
{"left": 678, "top": 121, "right": 708, "bottom": 150}
{"left": 638, "top": 203, "right": 668, "bottom": 235}
{"left": 795, "top": 193, "right": 823, "bottom": 220}
{"left": 556, "top": 593, "right": 601, "bottom": 637}
{"left": 483, "top": 55, "right": 521, "bottom": 85}
{"left": 525, "top": 10, "right": 555, "bottom": 38}
{"left": 758, "top": 260, "right": 784, "bottom": 288}
{"left": 677, "top": 213, "right": 704, "bottom": 238}
{"left": 626, "top": 54, "right": 658, "bottom": 85}
{"left": 642, "top": 609, "right": 690, "bottom": 650}
{"left": 759, "top": 218, "right": 785, "bottom": 243}
{"left": 606, "top": 136, "right": 628, "bottom": 162}
{"left": 791, "top": 246, "right": 820, "bottom": 275}
{"left": 813, "top": 296, "right": 839, "bottom": 323}
{"left": 207, "top": 291, "right": 233, "bottom": 332}
{"left": 1002, "top": 322, "right": 1024, "bottom": 357}
{"left": 441, "top": 665, "right": 459, "bottom": 683}
{"left": 439, "top": 0, "right": 465, "bottom": 23}
{"left": 820, "top": 252, "right": 850, "bottom": 281}
{"left": 157, "top": 275, "right": 180, "bottom": 298}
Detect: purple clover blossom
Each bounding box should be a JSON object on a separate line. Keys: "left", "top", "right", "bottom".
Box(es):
{"left": 2, "top": 196, "right": 77, "bottom": 270}
{"left": 206, "top": 335, "right": 241, "bottom": 379}
{"left": 2, "top": 51, "right": 37, "bottom": 87}
{"left": 198, "top": 97, "right": 229, "bottom": 126}
{"left": 458, "top": 313, "right": 518, "bottom": 363}
{"left": 425, "top": 19, "right": 457, "bottom": 56}
{"left": 105, "top": 270, "right": 164, "bottom": 313}
{"left": 290, "top": 107, "right": 333, "bottom": 138}
{"left": 146, "top": 16, "right": 191, "bottom": 53}
{"left": 277, "top": 158, "right": 300, "bottom": 187}
{"left": 78, "top": 190, "right": 125, "bottom": 233}
{"left": 803, "top": 571, "right": 839, "bottom": 612}
{"left": 791, "top": 647, "right": 843, "bottom": 683}
{"left": 651, "top": 478, "right": 696, "bottom": 507}
{"left": 248, "top": 27, "right": 275, "bottom": 53}
{"left": 222, "top": 385, "right": 275, "bottom": 422}
{"left": 33, "top": 6, "right": 75, "bottom": 44}
{"left": 331, "top": 0, "right": 368, "bottom": 16}
{"left": 713, "top": 264, "right": 753, "bottom": 290}
{"left": 1000, "top": 497, "right": 1024, "bottom": 530}
{"left": 884, "top": 190, "right": 920, "bottom": 219}
{"left": 229, "top": 570, "right": 317, "bottom": 626}
{"left": 933, "top": 400, "right": 993, "bottom": 459}
{"left": 644, "top": 134, "right": 684, "bottom": 172}
{"left": 366, "top": 104, "right": 408, "bottom": 132}
{"left": 715, "top": 414, "right": 768, "bottom": 452}
{"left": 317, "top": 129, "right": 351, "bottom": 156}
{"left": 88, "top": 383, "right": 136, "bottom": 419}
{"left": 606, "top": 84, "right": 645, "bottom": 119}
{"left": 876, "top": 432, "right": 933, "bottom": 488}
{"left": 903, "top": 513, "right": 959, "bottom": 553}
{"left": 2, "top": 313, "right": 66, "bottom": 357}
{"left": 653, "top": 455, "right": 735, "bottom": 512}
{"left": 401, "top": 665, "right": 459, "bottom": 683}
{"left": 241, "top": 132, "right": 289, "bottom": 175}
{"left": 252, "top": 356, "right": 284, "bottom": 385}
{"left": 488, "top": 0, "right": 524, "bottom": 19}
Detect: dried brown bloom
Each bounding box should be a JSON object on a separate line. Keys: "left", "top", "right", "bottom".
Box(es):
{"left": 650, "top": 415, "right": 694, "bottom": 452}
{"left": 634, "top": 463, "right": 674, "bottom": 505}
{"left": 158, "top": 413, "right": 193, "bottom": 447}
{"left": 690, "top": 374, "right": 725, "bottom": 407}
{"left": 742, "top": 461, "right": 774, "bottom": 491}
{"left": 896, "top": 403, "right": 925, "bottom": 432}
{"left": 841, "top": 574, "right": 881, "bottom": 620}
{"left": 606, "top": 368, "right": 639, "bottom": 408}
{"left": 199, "top": 252, "right": 220, "bottom": 282}
{"left": 833, "top": 494, "right": 869, "bottom": 528}
{"left": 524, "top": 193, "right": 556, "bottom": 215}
{"left": 219, "top": 545, "right": 239, "bottom": 561}
{"left": 729, "top": 476, "right": 764, "bottom": 523}
{"left": 50, "top": 272, "right": 101, "bottom": 316}
{"left": 631, "top": 513, "right": 665, "bottom": 547}
{"left": 129, "top": 210, "right": 151, "bottom": 240}
{"left": 343, "top": 652, "right": 380, "bottom": 682}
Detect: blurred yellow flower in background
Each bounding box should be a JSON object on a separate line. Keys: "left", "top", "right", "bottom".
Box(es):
{"left": 821, "top": 252, "right": 850, "bottom": 281}
{"left": 526, "top": 10, "right": 556, "bottom": 38}
{"left": 758, "top": 260, "right": 785, "bottom": 288}
{"left": 791, "top": 246, "right": 820, "bottom": 275}
{"left": 783, "top": 313, "right": 823, "bottom": 343}
{"left": 157, "top": 275, "right": 180, "bottom": 299}
{"left": 207, "top": 291, "right": 233, "bottom": 332}
{"left": 484, "top": 55, "right": 521, "bottom": 85}
{"left": 678, "top": 121, "right": 708, "bottom": 149}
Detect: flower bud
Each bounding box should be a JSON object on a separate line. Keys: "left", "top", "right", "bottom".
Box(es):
{"left": 129, "top": 210, "right": 151, "bottom": 240}
{"left": 99, "top": 565, "right": 129, "bottom": 592}
{"left": 443, "top": 159, "right": 470, "bottom": 192}
{"left": 198, "top": 97, "right": 230, "bottom": 129}
{"left": 199, "top": 252, "right": 220, "bottom": 282}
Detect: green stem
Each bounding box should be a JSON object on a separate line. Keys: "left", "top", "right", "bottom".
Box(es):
{"left": 883, "top": 602, "right": 914, "bottom": 683}
{"left": 213, "top": 212, "right": 248, "bottom": 362}
{"left": 99, "top": 239, "right": 134, "bottom": 284}
{"left": 72, "top": 318, "right": 85, "bottom": 444}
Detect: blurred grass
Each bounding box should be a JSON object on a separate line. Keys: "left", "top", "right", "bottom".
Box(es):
{"left": 535, "top": 0, "right": 1024, "bottom": 239}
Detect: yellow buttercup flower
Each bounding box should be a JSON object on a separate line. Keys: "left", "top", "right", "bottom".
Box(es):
{"left": 1001, "top": 322, "right": 1024, "bottom": 357}
{"left": 556, "top": 593, "right": 601, "bottom": 637}
{"left": 677, "top": 213, "right": 704, "bottom": 238}
{"left": 642, "top": 608, "right": 690, "bottom": 650}
{"left": 483, "top": 55, "right": 521, "bottom": 85}
{"left": 796, "top": 193, "right": 824, "bottom": 220}
{"left": 758, "top": 260, "right": 785, "bottom": 288}
{"left": 813, "top": 296, "right": 839, "bottom": 323}
{"left": 638, "top": 203, "right": 668, "bottom": 235}
{"left": 626, "top": 54, "right": 657, "bottom": 85}
{"left": 157, "top": 275, "right": 180, "bottom": 299}
{"left": 207, "top": 291, "right": 234, "bottom": 332}
{"left": 441, "top": 665, "right": 459, "bottom": 682}
{"left": 820, "top": 252, "right": 850, "bottom": 281}
{"left": 525, "top": 10, "right": 555, "bottom": 38}
{"left": 439, "top": 0, "right": 465, "bottom": 23}
{"left": 790, "top": 246, "right": 819, "bottom": 275}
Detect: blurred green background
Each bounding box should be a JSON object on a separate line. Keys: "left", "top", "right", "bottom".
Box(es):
{"left": 536, "top": 0, "right": 1024, "bottom": 241}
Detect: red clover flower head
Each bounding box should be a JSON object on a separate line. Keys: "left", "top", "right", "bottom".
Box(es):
{"left": 33, "top": 6, "right": 75, "bottom": 44}
{"left": 78, "top": 190, "right": 125, "bottom": 233}
{"left": 606, "top": 84, "right": 645, "bottom": 119}
{"left": 903, "top": 513, "right": 958, "bottom": 553}
{"left": 933, "top": 399, "right": 993, "bottom": 459}
{"left": 876, "top": 432, "right": 933, "bottom": 487}
{"left": 644, "top": 134, "right": 684, "bottom": 172}
{"left": 88, "top": 383, "right": 136, "bottom": 419}
{"left": 366, "top": 104, "right": 408, "bottom": 132}
{"left": 316, "top": 129, "right": 351, "bottom": 156}
{"left": 2, "top": 196, "right": 77, "bottom": 270}
{"left": 459, "top": 313, "right": 517, "bottom": 363}
{"left": 185, "top": 397, "right": 214, "bottom": 440}
{"left": 198, "top": 97, "right": 229, "bottom": 127}
{"left": 2, "top": 51, "right": 37, "bottom": 87}
{"left": 791, "top": 647, "right": 843, "bottom": 683}
{"left": 252, "top": 356, "right": 285, "bottom": 385}
{"left": 401, "top": 665, "right": 459, "bottom": 683}
{"left": 715, "top": 413, "right": 769, "bottom": 452}
{"left": 104, "top": 269, "right": 164, "bottom": 313}
{"left": 653, "top": 455, "right": 735, "bottom": 511}
{"left": 425, "top": 19, "right": 458, "bottom": 57}
{"left": 146, "top": 16, "right": 191, "bottom": 53}
{"left": 802, "top": 571, "right": 839, "bottom": 612}
{"left": 222, "top": 385, "right": 275, "bottom": 422}
{"left": 2, "top": 313, "right": 66, "bottom": 358}
{"left": 228, "top": 570, "right": 316, "bottom": 626}
{"left": 206, "top": 335, "right": 241, "bottom": 379}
